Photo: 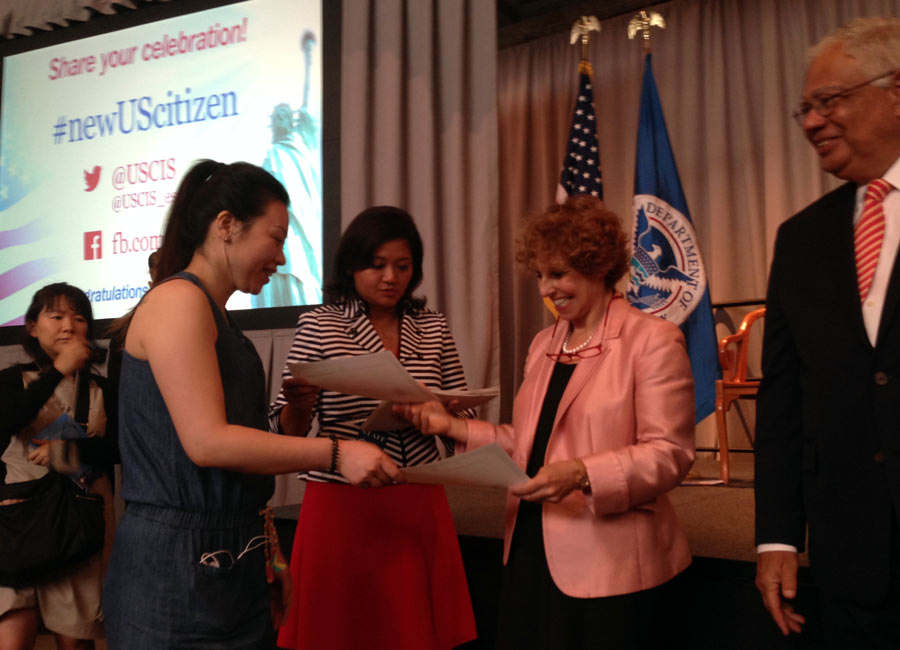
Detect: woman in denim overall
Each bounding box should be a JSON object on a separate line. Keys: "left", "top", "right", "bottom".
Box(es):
{"left": 102, "top": 160, "right": 400, "bottom": 649}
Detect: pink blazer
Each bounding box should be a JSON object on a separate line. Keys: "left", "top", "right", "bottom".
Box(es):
{"left": 465, "top": 296, "right": 695, "bottom": 598}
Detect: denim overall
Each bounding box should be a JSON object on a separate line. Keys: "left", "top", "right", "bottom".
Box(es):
{"left": 103, "top": 272, "right": 275, "bottom": 649}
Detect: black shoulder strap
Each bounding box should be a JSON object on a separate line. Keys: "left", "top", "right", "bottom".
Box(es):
{"left": 74, "top": 370, "right": 91, "bottom": 427}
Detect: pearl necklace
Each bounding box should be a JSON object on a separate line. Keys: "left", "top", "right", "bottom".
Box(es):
{"left": 558, "top": 295, "right": 620, "bottom": 355}
{"left": 561, "top": 328, "right": 594, "bottom": 354}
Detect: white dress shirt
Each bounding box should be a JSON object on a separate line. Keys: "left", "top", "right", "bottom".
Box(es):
{"left": 858, "top": 157, "right": 900, "bottom": 346}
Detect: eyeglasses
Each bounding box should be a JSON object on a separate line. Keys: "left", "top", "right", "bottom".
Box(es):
{"left": 545, "top": 343, "right": 603, "bottom": 363}
{"left": 791, "top": 70, "right": 897, "bottom": 125}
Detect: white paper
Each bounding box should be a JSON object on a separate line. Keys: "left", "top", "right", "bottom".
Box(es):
{"left": 290, "top": 352, "right": 499, "bottom": 430}
{"left": 288, "top": 350, "right": 433, "bottom": 403}
{"left": 363, "top": 387, "right": 499, "bottom": 431}
{"left": 401, "top": 442, "right": 528, "bottom": 488}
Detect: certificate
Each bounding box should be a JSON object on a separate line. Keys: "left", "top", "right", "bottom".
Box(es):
{"left": 288, "top": 350, "right": 433, "bottom": 403}
{"left": 289, "top": 351, "right": 499, "bottom": 430}
{"left": 401, "top": 443, "right": 528, "bottom": 488}
{"left": 362, "top": 387, "right": 499, "bottom": 431}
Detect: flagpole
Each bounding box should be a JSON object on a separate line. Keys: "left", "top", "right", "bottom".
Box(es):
{"left": 626, "top": 10, "right": 666, "bottom": 54}
{"left": 555, "top": 15, "right": 603, "bottom": 206}
{"left": 544, "top": 15, "right": 605, "bottom": 319}
{"left": 569, "top": 15, "right": 601, "bottom": 62}
{"left": 625, "top": 9, "right": 722, "bottom": 425}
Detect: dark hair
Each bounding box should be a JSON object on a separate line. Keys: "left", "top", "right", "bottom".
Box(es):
{"left": 23, "top": 283, "right": 95, "bottom": 365}
{"left": 516, "top": 195, "right": 629, "bottom": 291}
{"left": 147, "top": 251, "right": 160, "bottom": 283}
{"left": 153, "top": 159, "right": 289, "bottom": 283}
{"left": 326, "top": 206, "right": 425, "bottom": 310}
{"left": 105, "top": 160, "right": 288, "bottom": 343}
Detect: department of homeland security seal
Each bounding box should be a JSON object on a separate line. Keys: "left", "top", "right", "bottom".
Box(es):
{"left": 627, "top": 194, "right": 706, "bottom": 326}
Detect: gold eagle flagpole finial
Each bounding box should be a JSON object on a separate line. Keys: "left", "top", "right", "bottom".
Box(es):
{"left": 627, "top": 10, "right": 666, "bottom": 53}
{"left": 570, "top": 15, "right": 601, "bottom": 62}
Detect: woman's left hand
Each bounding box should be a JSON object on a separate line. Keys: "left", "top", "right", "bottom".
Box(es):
{"left": 510, "top": 459, "right": 584, "bottom": 503}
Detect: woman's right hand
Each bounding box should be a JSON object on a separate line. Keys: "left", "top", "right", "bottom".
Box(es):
{"left": 53, "top": 336, "right": 91, "bottom": 376}
{"left": 338, "top": 440, "right": 403, "bottom": 487}
{"left": 282, "top": 376, "right": 320, "bottom": 412}
{"left": 393, "top": 401, "right": 468, "bottom": 443}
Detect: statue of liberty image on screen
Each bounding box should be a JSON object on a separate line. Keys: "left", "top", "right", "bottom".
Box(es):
{"left": 253, "top": 30, "right": 323, "bottom": 307}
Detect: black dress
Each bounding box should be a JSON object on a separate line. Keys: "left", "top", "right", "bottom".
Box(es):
{"left": 495, "top": 362, "right": 686, "bottom": 650}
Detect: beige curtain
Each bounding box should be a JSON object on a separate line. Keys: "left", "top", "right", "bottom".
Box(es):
{"left": 498, "top": 0, "right": 900, "bottom": 428}
{"left": 7, "top": 0, "right": 900, "bottom": 437}
{"left": 342, "top": 0, "right": 500, "bottom": 412}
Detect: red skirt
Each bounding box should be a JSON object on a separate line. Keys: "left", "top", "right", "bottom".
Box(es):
{"left": 276, "top": 482, "right": 476, "bottom": 650}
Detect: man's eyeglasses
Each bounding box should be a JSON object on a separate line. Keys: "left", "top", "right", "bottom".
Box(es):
{"left": 791, "top": 70, "right": 897, "bottom": 125}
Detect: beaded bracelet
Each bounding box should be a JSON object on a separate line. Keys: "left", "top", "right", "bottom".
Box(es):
{"left": 329, "top": 435, "right": 340, "bottom": 474}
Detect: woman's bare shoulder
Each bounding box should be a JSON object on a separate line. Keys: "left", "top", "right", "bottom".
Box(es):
{"left": 137, "top": 277, "right": 208, "bottom": 315}
{"left": 128, "top": 278, "right": 215, "bottom": 357}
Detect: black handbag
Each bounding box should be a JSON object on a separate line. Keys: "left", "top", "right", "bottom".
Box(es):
{"left": 0, "top": 471, "right": 104, "bottom": 588}
{"left": 0, "top": 369, "right": 105, "bottom": 588}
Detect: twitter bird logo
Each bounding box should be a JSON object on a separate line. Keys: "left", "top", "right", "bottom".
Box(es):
{"left": 83, "top": 165, "right": 101, "bottom": 192}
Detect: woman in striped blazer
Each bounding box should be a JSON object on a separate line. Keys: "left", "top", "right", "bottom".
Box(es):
{"left": 271, "top": 206, "right": 476, "bottom": 650}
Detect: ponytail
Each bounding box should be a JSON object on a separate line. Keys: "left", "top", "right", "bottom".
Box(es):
{"left": 153, "top": 160, "right": 225, "bottom": 283}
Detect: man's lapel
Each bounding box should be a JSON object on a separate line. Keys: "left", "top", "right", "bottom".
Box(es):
{"left": 876, "top": 240, "right": 900, "bottom": 350}
{"left": 823, "top": 183, "right": 870, "bottom": 348}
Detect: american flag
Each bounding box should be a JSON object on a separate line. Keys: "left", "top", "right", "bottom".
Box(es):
{"left": 556, "top": 62, "right": 603, "bottom": 203}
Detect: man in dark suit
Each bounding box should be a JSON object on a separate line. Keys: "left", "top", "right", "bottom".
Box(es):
{"left": 755, "top": 17, "right": 900, "bottom": 648}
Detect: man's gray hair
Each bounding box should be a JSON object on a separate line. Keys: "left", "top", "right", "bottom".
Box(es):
{"left": 810, "top": 17, "right": 900, "bottom": 84}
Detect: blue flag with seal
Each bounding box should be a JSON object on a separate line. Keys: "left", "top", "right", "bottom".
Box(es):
{"left": 626, "top": 53, "right": 719, "bottom": 423}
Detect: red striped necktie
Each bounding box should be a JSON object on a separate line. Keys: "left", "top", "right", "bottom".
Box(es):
{"left": 855, "top": 178, "right": 892, "bottom": 301}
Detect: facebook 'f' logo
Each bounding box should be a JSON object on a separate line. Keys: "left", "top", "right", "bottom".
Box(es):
{"left": 84, "top": 231, "right": 102, "bottom": 260}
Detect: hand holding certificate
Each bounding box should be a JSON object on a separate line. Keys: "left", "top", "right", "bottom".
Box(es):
{"left": 290, "top": 351, "right": 515, "bottom": 488}
{"left": 363, "top": 387, "right": 498, "bottom": 431}
{"left": 289, "top": 350, "right": 498, "bottom": 430}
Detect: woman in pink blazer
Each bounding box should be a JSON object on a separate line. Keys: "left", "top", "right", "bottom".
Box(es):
{"left": 399, "top": 196, "right": 695, "bottom": 650}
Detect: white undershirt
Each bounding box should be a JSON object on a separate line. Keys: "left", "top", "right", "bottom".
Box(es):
{"left": 758, "top": 156, "right": 900, "bottom": 556}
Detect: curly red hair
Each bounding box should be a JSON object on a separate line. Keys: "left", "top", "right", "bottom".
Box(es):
{"left": 516, "top": 195, "right": 629, "bottom": 290}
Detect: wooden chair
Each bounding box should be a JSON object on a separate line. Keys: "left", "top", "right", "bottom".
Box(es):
{"left": 714, "top": 307, "right": 765, "bottom": 483}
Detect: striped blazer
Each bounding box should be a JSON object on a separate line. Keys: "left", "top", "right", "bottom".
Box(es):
{"left": 269, "top": 298, "right": 470, "bottom": 482}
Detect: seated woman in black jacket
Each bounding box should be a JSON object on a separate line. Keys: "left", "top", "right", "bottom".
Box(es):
{"left": 0, "top": 283, "right": 118, "bottom": 650}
